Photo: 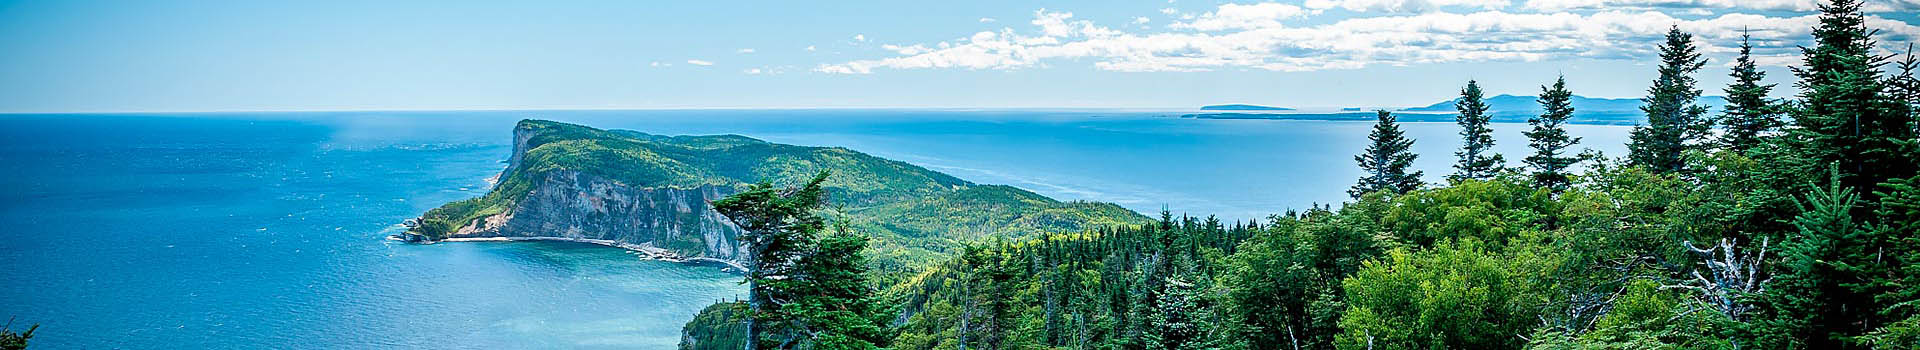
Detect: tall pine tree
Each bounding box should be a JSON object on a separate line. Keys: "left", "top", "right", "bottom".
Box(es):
{"left": 1628, "top": 26, "right": 1710, "bottom": 173}
{"left": 1450, "top": 80, "right": 1505, "bottom": 182}
{"left": 1351, "top": 110, "right": 1423, "bottom": 198}
{"left": 1526, "top": 76, "right": 1583, "bottom": 194}
{"left": 1788, "top": 0, "right": 1918, "bottom": 198}
{"left": 1719, "top": 30, "right": 1784, "bottom": 152}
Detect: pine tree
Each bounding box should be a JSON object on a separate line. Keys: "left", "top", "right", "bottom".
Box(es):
{"left": 1788, "top": 0, "right": 1918, "bottom": 198}
{"left": 1450, "top": 80, "right": 1505, "bottom": 182}
{"left": 1628, "top": 26, "right": 1710, "bottom": 173}
{"left": 1719, "top": 30, "right": 1784, "bottom": 152}
{"left": 1526, "top": 76, "right": 1583, "bottom": 194}
{"left": 1350, "top": 110, "right": 1424, "bottom": 198}
{"left": 712, "top": 171, "right": 831, "bottom": 350}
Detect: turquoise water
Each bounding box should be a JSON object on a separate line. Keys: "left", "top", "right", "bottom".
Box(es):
{"left": 0, "top": 111, "right": 1628, "bottom": 349}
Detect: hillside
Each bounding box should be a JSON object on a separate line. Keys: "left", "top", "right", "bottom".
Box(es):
{"left": 404, "top": 119, "right": 1150, "bottom": 273}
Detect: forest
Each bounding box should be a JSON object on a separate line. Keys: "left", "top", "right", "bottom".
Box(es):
{"left": 697, "top": 0, "right": 1920, "bottom": 349}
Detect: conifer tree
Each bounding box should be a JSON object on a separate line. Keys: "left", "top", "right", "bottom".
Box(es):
{"left": 1760, "top": 178, "right": 1868, "bottom": 349}
{"left": 1350, "top": 110, "right": 1424, "bottom": 198}
{"left": 1450, "top": 80, "right": 1505, "bottom": 182}
{"left": 1526, "top": 76, "right": 1582, "bottom": 194}
{"left": 1628, "top": 26, "right": 1710, "bottom": 173}
{"left": 1788, "top": 0, "right": 1918, "bottom": 198}
{"left": 712, "top": 171, "right": 831, "bottom": 350}
{"left": 1890, "top": 44, "right": 1920, "bottom": 135}
{"left": 792, "top": 227, "right": 892, "bottom": 350}
{"left": 1719, "top": 30, "right": 1784, "bottom": 152}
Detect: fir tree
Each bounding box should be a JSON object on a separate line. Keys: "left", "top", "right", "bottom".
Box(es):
{"left": 1450, "top": 80, "right": 1505, "bottom": 182}
{"left": 1890, "top": 44, "right": 1920, "bottom": 135}
{"left": 1350, "top": 110, "right": 1424, "bottom": 198}
{"left": 1788, "top": 0, "right": 1918, "bottom": 198}
{"left": 1526, "top": 76, "right": 1583, "bottom": 194}
{"left": 1628, "top": 26, "right": 1710, "bottom": 173}
{"left": 792, "top": 227, "right": 893, "bottom": 350}
{"left": 712, "top": 171, "right": 831, "bottom": 350}
{"left": 1759, "top": 177, "right": 1868, "bottom": 349}
{"left": 1719, "top": 30, "right": 1785, "bottom": 152}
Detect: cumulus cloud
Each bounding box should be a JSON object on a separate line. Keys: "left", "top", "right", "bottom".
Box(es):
{"left": 1305, "top": 0, "right": 1511, "bottom": 13}
{"left": 1522, "top": 0, "right": 1819, "bottom": 12}
{"left": 815, "top": 3, "right": 1920, "bottom": 75}
{"left": 980, "top": 17, "right": 997, "bottom": 23}
{"left": 686, "top": 59, "right": 714, "bottom": 66}
{"left": 737, "top": 48, "right": 756, "bottom": 54}
{"left": 1171, "top": 3, "right": 1310, "bottom": 31}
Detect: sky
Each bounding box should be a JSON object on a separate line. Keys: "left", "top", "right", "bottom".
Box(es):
{"left": 0, "top": 0, "right": 1917, "bottom": 113}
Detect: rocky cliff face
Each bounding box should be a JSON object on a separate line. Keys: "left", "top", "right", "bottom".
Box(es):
{"left": 452, "top": 170, "right": 749, "bottom": 262}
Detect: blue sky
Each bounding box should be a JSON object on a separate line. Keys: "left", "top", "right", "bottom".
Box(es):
{"left": 0, "top": 0, "right": 1916, "bottom": 112}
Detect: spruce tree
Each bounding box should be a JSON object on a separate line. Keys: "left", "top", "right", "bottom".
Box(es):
{"left": 1788, "top": 0, "right": 1918, "bottom": 198}
{"left": 1526, "top": 76, "right": 1582, "bottom": 194}
{"left": 1628, "top": 26, "right": 1710, "bottom": 173}
{"left": 1719, "top": 30, "right": 1784, "bottom": 152}
{"left": 1350, "top": 110, "right": 1424, "bottom": 198}
{"left": 1450, "top": 80, "right": 1505, "bottom": 182}
{"left": 712, "top": 171, "right": 831, "bottom": 350}
{"left": 1760, "top": 178, "right": 1868, "bottom": 349}
{"left": 791, "top": 227, "right": 892, "bottom": 350}
{"left": 1890, "top": 44, "right": 1920, "bottom": 135}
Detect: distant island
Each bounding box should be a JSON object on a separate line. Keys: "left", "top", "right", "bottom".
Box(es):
{"left": 1183, "top": 94, "right": 1732, "bottom": 125}
{"left": 1201, "top": 104, "right": 1293, "bottom": 111}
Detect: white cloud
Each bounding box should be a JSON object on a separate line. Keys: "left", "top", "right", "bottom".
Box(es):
{"left": 806, "top": 45, "right": 817, "bottom": 51}
{"left": 649, "top": 61, "right": 671, "bottom": 67}
{"left": 1160, "top": 7, "right": 1180, "bottom": 15}
{"left": 1172, "top": 3, "right": 1309, "bottom": 31}
{"left": 816, "top": 4, "right": 1920, "bottom": 75}
{"left": 1134, "top": 17, "right": 1152, "bottom": 24}
{"left": 738, "top": 48, "right": 756, "bottom": 54}
{"left": 744, "top": 68, "right": 764, "bottom": 74}
{"left": 980, "top": 17, "right": 997, "bottom": 23}
{"left": 1305, "top": 0, "right": 1511, "bottom": 13}
{"left": 686, "top": 59, "right": 714, "bottom": 66}
{"left": 854, "top": 34, "right": 868, "bottom": 42}
{"left": 1522, "top": 0, "right": 1818, "bottom": 12}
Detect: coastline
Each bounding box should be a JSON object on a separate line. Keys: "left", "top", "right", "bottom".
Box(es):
{"left": 429, "top": 236, "right": 749, "bottom": 272}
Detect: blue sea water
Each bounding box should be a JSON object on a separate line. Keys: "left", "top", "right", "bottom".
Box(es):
{"left": 0, "top": 110, "right": 1628, "bottom": 349}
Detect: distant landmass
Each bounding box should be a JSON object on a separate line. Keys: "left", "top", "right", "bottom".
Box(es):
{"left": 1402, "top": 94, "right": 1729, "bottom": 115}
{"left": 1201, "top": 104, "right": 1293, "bottom": 111}
{"left": 1185, "top": 94, "right": 1732, "bottom": 125}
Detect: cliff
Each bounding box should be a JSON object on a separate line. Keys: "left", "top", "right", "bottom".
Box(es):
{"left": 404, "top": 119, "right": 1151, "bottom": 271}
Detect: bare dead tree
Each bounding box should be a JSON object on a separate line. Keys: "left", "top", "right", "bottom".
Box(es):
{"left": 1667, "top": 237, "right": 1772, "bottom": 321}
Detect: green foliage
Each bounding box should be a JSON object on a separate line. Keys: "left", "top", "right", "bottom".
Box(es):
{"left": 1718, "top": 31, "right": 1784, "bottom": 153}
{"left": 682, "top": 302, "right": 752, "bottom": 350}
{"left": 1351, "top": 110, "right": 1424, "bottom": 198}
{"left": 1787, "top": 0, "right": 1918, "bottom": 198}
{"left": 714, "top": 173, "right": 894, "bottom": 350}
{"left": 1526, "top": 76, "right": 1583, "bottom": 194}
{"left": 1628, "top": 26, "right": 1711, "bottom": 174}
{"left": 1452, "top": 80, "right": 1506, "bottom": 182}
{"left": 1336, "top": 240, "right": 1544, "bottom": 350}
{"left": 0, "top": 319, "right": 32, "bottom": 350}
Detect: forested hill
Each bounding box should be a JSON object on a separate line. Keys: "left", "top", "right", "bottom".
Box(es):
{"left": 406, "top": 119, "right": 1149, "bottom": 275}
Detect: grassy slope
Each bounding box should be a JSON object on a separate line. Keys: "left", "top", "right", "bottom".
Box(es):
{"left": 411, "top": 119, "right": 1151, "bottom": 274}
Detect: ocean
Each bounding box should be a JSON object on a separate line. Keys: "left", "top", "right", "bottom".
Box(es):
{"left": 0, "top": 110, "right": 1629, "bottom": 349}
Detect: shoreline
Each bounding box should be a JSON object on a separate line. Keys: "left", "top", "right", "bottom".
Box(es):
{"left": 427, "top": 236, "right": 749, "bottom": 272}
